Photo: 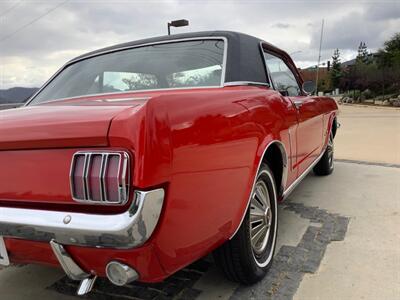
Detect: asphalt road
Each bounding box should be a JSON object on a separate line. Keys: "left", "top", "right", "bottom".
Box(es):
{"left": 1, "top": 104, "right": 399, "bottom": 299}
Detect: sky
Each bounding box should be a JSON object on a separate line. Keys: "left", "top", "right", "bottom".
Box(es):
{"left": 0, "top": 0, "right": 399, "bottom": 89}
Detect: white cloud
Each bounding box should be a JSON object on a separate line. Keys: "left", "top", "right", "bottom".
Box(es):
{"left": 0, "top": 0, "right": 399, "bottom": 88}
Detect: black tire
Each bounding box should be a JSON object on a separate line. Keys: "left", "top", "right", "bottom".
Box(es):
{"left": 213, "top": 164, "right": 278, "bottom": 284}
{"left": 313, "top": 131, "right": 334, "bottom": 176}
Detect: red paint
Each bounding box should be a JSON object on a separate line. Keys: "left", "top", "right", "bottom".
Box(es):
{"left": 0, "top": 104, "right": 139, "bottom": 150}
{"left": 4, "top": 238, "right": 166, "bottom": 282}
{"left": 0, "top": 74, "right": 337, "bottom": 281}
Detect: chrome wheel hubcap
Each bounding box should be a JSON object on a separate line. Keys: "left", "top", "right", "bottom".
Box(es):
{"left": 250, "top": 180, "right": 272, "bottom": 256}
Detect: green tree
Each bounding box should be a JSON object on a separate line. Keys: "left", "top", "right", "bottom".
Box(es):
{"left": 377, "top": 33, "right": 400, "bottom": 68}
{"left": 317, "top": 75, "right": 331, "bottom": 93}
{"left": 341, "top": 34, "right": 400, "bottom": 100}
{"left": 330, "top": 48, "right": 342, "bottom": 89}
{"left": 356, "top": 42, "right": 369, "bottom": 64}
{"left": 376, "top": 33, "right": 400, "bottom": 96}
{"left": 122, "top": 73, "right": 158, "bottom": 90}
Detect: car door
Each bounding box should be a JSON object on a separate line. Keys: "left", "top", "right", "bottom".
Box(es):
{"left": 290, "top": 94, "right": 323, "bottom": 174}
{"left": 263, "top": 52, "right": 323, "bottom": 176}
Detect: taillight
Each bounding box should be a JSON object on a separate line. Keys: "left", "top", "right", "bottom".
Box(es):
{"left": 70, "top": 151, "right": 130, "bottom": 205}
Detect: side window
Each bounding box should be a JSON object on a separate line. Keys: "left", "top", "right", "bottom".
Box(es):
{"left": 264, "top": 52, "right": 301, "bottom": 96}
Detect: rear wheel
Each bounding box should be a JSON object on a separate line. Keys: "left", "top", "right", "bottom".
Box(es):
{"left": 213, "top": 164, "right": 278, "bottom": 284}
{"left": 313, "top": 130, "right": 334, "bottom": 176}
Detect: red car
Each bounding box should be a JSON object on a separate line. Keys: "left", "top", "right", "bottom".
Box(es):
{"left": 0, "top": 31, "right": 338, "bottom": 295}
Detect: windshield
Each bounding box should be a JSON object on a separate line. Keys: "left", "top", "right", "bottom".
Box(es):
{"left": 29, "top": 39, "right": 225, "bottom": 105}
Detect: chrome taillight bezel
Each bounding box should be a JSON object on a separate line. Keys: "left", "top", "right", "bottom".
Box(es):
{"left": 70, "top": 151, "right": 130, "bottom": 205}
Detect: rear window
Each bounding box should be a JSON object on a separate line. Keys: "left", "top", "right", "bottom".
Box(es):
{"left": 102, "top": 72, "right": 158, "bottom": 92}
{"left": 29, "top": 39, "right": 225, "bottom": 105}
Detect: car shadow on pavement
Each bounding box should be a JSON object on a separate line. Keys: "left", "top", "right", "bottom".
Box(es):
{"left": 49, "top": 200, "right": 349, "bottom": 300}
{"left": 231, "top": 201, "right": 349, "bottom": 299}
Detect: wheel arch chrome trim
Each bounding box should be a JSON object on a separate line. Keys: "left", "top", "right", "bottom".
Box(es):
{"left": 229, "top": 139, "right": 288, "bottom": 239}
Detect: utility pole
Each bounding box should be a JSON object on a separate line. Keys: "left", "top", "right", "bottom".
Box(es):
{"left": 315, "top": 19, "right": 324, "bottom": 95}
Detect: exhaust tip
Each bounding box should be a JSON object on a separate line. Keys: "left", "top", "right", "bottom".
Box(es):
{"left": 106, "top": 261, "right": 139, "bottom": 286}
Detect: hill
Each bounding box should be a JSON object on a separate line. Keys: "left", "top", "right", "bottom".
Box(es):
{"left": 0, "top": 87, "right": 39, "bottom": 104}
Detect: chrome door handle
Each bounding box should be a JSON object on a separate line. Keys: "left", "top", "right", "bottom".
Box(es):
{"left": 293, "top": 100, "right": 303, "bottom": 109}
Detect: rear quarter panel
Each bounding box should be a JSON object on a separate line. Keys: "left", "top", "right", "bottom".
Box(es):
{"left": 114, "top": 87, "right": 297, "bottom": 274}
{"left": 317, "top": 96, "right": 339, "bottom": 145}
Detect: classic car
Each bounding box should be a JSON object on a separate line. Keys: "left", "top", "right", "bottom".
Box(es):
{"left": 0, "top": 31, "right": 338, "bottom": 295}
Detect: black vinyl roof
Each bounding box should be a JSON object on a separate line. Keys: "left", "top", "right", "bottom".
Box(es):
{"left": 70, "top": 31, "right": 275, "bottom": 84}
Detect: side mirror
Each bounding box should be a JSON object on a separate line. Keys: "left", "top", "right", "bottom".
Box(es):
{"left": 302, "top": 81, "right": 316, "bottom": 94}
{"left": 279, "top": 90, "right": 289, "bottom": 97}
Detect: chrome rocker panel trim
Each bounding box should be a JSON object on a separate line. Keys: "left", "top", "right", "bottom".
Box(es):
{"left": 283, "top": 121, "right": 334, "bottom": 200}
{"left": 0, "top": 188, "right": 165, "bottom": 249}
{"left": 282, "top": 149, "right": 325, "bottom": 199}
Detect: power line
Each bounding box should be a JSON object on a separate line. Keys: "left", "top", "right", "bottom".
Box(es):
{"left": 0, "top": 0, "right": 69, "bottom": 43}
{"left": 0, "top": 1, "right": 22, "bottom": 19}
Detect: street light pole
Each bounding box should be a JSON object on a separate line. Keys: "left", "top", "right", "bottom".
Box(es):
{"left": 167, "top": 19, "right": 189, "bottom": 35}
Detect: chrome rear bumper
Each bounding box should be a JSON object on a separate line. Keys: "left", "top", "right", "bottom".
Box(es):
{"left": 0, "top": 189, "right": 164, "bottom": 249}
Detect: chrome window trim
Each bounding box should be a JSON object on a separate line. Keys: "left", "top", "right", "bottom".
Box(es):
{"left": 0, "top": 188, "right": 165, "bottom": 249}
{"left": 260, "top": 42, "right": 303, "bottom": 95}
{"left": 224, "top": 81, "right": 270, "bottom": 87}
{"left": 70, "top": 151, "right": 130, "bottom": 205}
{"left": 25, "top": 36, "right": 228, "bottom": 106}
{"left": 259, "top": 41, "right": 275, "bottom": 89}
{"left": 28, "top": 87, "right": 220, "bottom": 106}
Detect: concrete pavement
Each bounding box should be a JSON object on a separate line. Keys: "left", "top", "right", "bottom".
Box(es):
{"left": 293, "top": 162, "right": 400, "bottom": 300}
{"left": 294, "top": 105, "right": 400, "bottom": 299}
{"left": 335, "top": 104, "right": 400, "bottom": 165}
